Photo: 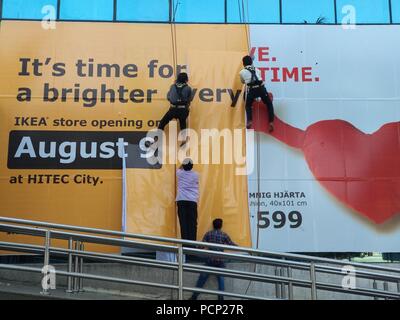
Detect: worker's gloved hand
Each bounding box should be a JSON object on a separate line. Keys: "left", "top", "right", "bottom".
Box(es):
{"left": 179, "top": 136, "right": 190, "bottom": 148}
{"left": 269, "top": 122, "right": 274, "bottom": 133}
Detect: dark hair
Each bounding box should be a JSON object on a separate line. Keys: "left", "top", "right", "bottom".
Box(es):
{"left": 213, "top": 218, "right": 223, "bottom": 230}
{"left": 182, "top": 158, "right": 193, "bottom": 171}
{"left": 242, "top": 55, "right": 253, "bottom": 67}
{"left": 177, "top": 72, "right": 189, "bottom": 83}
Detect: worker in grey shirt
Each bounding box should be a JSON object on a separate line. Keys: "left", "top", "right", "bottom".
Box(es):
{"left": 157, "top": 72, "right": 193, "bottom": 133}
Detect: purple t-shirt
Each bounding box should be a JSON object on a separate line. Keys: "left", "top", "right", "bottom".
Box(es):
{"left": 176, "top": 169, "right": 199, "bottom": 203}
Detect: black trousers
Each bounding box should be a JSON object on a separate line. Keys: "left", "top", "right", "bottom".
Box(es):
{"left": 158, "top": 107, "right": 189, "bottom": 131}
{"left": 177, "top": 201, "right": 198, "bottom": 242}
{"left": 245, "top": 86, "right": 275, "bottom": 123}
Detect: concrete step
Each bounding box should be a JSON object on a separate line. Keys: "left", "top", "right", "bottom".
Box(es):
{"left": 1, "top": 262, "right": 399, "bottom": 300}
{"left": 0, "top": 281, "right": 167, "bottom": 300}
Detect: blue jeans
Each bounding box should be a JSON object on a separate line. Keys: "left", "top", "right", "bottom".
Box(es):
{"left": 192, "top": 272, "right": 225, "bottom": 300}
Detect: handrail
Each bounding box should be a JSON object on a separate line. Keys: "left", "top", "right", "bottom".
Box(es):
{"left": 3, "top": 240, "right": 399, "bottom": 298}
{"left": 1, "top": 216, "right": 399, "bottom": 274}
{"left": 1, "top": 239, "right": 400, "bottom": 300}
{"left": 0, "top": 216, "right": 399, "bottom": 300}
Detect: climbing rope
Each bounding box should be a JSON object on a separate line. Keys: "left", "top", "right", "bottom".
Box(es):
{"left": 171, "top": 0, "right": 180, "bottom": 233}
{"left": 239, "top": 0, "right": 264, "bottom": 296}
{"left": 170, "top": 0, "right": 179, "bottom": 78}
{"left": 169, "top": 0, "right": 180, "bottom": 299}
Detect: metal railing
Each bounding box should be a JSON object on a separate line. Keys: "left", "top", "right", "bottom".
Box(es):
{"left": 0, "top": 216, "right": 399, "bottom": 300}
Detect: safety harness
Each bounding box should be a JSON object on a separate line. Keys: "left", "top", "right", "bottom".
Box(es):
{"left": 246, "top": 66, "right": 263, "bottom": 89}
{"left": 172, "top": 83, "right": 188, "bottom": 108}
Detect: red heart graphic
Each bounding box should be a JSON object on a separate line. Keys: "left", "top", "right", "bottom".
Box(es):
{"left": 252, "top": 98, "right": 400, "bottom": 224}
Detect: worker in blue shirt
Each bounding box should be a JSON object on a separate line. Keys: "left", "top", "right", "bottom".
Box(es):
{"left": 190, "top": 218, "right": 237, "bottom": 300}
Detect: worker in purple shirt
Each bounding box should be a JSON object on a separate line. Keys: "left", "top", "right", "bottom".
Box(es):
{"left": 190, "top": 218, "right": 237, "bottom": 301}
{"left": 176, "top": 158, "right": 199, "bottom": 242}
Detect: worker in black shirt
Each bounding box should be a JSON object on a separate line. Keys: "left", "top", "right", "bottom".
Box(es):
{"left": 240, "top": 55, "right": 275, "bottom": 132}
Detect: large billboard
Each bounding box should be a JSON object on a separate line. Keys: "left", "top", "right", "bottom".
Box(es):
{"left": 248, "top": 25, "right": 400, "bottom": 252}
{"left": 1, "top": 21, "right": 399, "bottom": 253}
{"left": 0, "top": 21, "right": 251, "bottom": 250}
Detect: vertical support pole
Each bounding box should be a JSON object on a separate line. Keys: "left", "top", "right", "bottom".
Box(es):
{"left": 56, "top": 0, "right": 60, "bottom": 20}
{"left": 79, "top": 242, "right": 84, "bottom": 292}
{"left": 287, "top": 266, "right": 294, "bottom": 300}
{"left": 224, "top": 0, "right": 227, "bottom": 23}
{"left": 334, "top": 0, "right": 338, "bottom": 24}
{"left": 373, "top": 280, "right": 378, "bottom": 300}
{"left": 178, "top": 245, "right": 184, "bottom": 300}
{"left": 113, "top": 0, "right": 117, "bottom": 22}
{"left": 275, "top": 267, "right": 281, "bottom": 299}
{"left": 43, "top": 230, "right": 51, "bottom": 268}
{"left": 66, "top": 238, "right": 73, "bottom": 293}
{"left": 169, "top": 0, "right": 172, "bottom": 22}
{"left": 280, "top": 267, "right": 286, "bottom": 299}
{"left": 73, "top": 240, "right": 80, "bottom": 293}
{"left": 383, "top": 281, "right": 389, "bottom": 300}
{"left": 397, "top": 280, "right": 400, "bottom": 293}
{"left": 310, "top": 263, "right": 317, "bottom": 300}
{"left": 41, "top": 230, "right": 51, "bottom": 295}
{"left": 389, "top": 0, "right": 393, "bottom": 24}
